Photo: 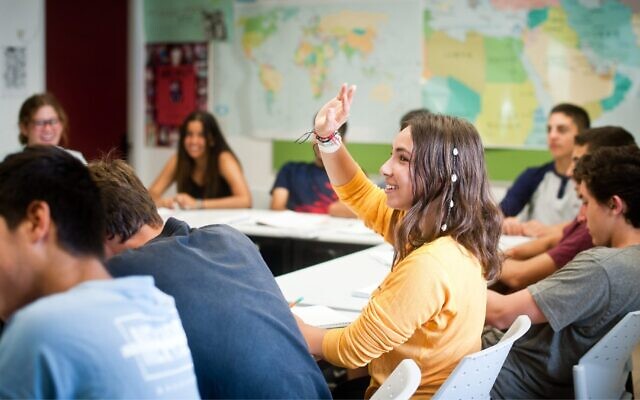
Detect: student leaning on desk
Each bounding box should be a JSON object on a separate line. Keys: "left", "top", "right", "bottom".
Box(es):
{"left": 294, "top": 83, "right": 503, "bottom": 398}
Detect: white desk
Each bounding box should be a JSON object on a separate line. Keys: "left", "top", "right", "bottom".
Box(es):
{"left": 159, "top": 208, "right": 384, "bottom": 245}
{"left": 276, "top": 235, "right": 531, "bottom": 312}
{"left": 276, "top": 243, "right": 393, "bottom": 312}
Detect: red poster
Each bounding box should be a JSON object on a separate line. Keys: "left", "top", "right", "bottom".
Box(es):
{"left": 145, "top": 43, "right": 208, "bottom": 147}
{"left": 156, "top": 65, "right": 196, "bottom": 125}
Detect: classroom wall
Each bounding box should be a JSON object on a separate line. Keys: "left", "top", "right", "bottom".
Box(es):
{"left": 130, "top": 0, "right": 275, "bottom": 202}
{"left": 273, "top": 141, "right": 551, "bottom": 183}
{"left": 0, "top": 0, "right": 45, "bottom": 160}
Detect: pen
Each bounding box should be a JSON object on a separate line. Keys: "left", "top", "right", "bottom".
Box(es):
{"left": 289, "top": 296, "right": 304, "bottom": 308}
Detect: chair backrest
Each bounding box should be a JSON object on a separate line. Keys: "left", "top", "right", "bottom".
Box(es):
{"left": 573, "top": 310, "right": 640, "bottom": 400}
{"left": 433, "top": 315, "right": 532, "bottom": 400}
{"left": 370, "top": 359, "right": 421, "bottom": 400}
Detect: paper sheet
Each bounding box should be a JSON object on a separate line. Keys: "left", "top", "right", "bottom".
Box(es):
{"left": 291, "top": 305, "right": 356, "bottom": 328}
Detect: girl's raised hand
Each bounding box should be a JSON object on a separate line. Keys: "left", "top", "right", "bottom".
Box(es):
{"left": 314, "top": 83, "right": 356, "bottom": 138}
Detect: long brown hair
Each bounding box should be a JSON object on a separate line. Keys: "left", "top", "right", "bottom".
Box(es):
{"left": 389, "top": 114, "right": 502, "bottom": 280}
{"left": 175, "top": 111, "right": 238, "bottom": 197}
{"left": 18, "top": 93, "right": 69, "bottom": 146}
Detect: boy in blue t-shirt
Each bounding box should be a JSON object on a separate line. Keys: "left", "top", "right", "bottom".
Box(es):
{"left": 271, "top": 121, "right": 355, "bottom": 217}
{"left": 0, "top": 147, "right": 199, "bottom": 399}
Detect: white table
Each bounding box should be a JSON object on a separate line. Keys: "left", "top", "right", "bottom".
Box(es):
{"left": 159, "top": 208, "right": 384, "bottom": 245}
{"left": 276, "top": 235, "right": 531, "bottom": 312}
{"left": 276, "top": 243, "right": 393, "bottom": 312}
{"left": 159, "top": 208, "right": 385, "bottom": 274}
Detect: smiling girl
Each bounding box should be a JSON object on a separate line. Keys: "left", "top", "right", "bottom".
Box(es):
{"left": 18, "top": 93, "right": 85, "bottom": 162}
{"left": 149, "top": 111, "right": 251, "bottom": 209}
{"left": 295, "top": 84, "right": 502, "bottom": 398}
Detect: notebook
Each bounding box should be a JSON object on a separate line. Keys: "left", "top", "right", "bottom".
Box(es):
{"left": 291, "top": 305, "right": 355, "bottom": 329}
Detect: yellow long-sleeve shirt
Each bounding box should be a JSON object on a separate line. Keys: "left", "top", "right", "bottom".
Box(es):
{"left": 323, "top": 168, "right": 487, "bottom": 398}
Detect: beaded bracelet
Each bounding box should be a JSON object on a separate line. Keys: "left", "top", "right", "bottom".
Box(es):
{"left": 316, "top": 131, "right": 342, "bottom": 153}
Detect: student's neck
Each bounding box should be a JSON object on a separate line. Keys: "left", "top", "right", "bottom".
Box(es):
{"left": 554, "top": 157, "right": 571, "bottom": 176}
{"left": 612, "top": 226, "right": 640, "bottom": 248}
{"left": 194, "top": 155, "right": 207, "bottom": 169}
{"left": 38, "top": 254, "right": 110, "bottom": 298}
{"left": 126, "top": 224, "right": 165, "bottom": 248}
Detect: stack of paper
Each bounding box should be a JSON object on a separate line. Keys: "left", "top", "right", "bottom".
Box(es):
{"left": 352, "top": 284, "right": 378, "bottom": 299}
{"left": 292, "top": 305, "right": 355, "bottom": 329}
{"left": 255, "top": 211, "right": 329, "bottom": 232}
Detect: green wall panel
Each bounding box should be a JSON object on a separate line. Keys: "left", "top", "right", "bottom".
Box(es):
{"left": 273, "top": 140, "right": 550, "bottom": 182}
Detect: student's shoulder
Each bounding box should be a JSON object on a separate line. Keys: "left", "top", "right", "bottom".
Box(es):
{"left": 7, "top": 295, "right": 83, "bottom": 340}
{"left": 582, "top": 245, "right": 640, "bottom": 270}
{"left": 518, "top": 161, "right": 555, "bottom": 178}
{"left": 192, "top": 222, "right": 256, "bottom": 246}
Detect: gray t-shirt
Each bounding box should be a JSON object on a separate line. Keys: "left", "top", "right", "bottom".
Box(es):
{"left": 488, "top": 245, "right": 640, "bottom": 399}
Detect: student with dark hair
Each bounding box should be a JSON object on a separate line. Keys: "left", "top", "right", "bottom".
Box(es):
{"left": 0, "top": 146, "right": 199, "bottom": 398}
{"left": 501, "top": 103, "right": 590, "bottom": 237}
{"left": 295, "top": 84, "right": 502, "bottom": 397}
{"left": 497, "top": 126, "right": 636, "bottom": 290}
{"left": 89, "top": 158, "right": 330, "bottom": 399}
{"left": 149, "top": 110, "right": 251, "bottom": 209}
{"left": 18, "top": 92, "right": 85, "bottom": 162}
{"left": 485, "top": 145, "right": 640, "bottom": 399}
{"left": 271, "top": 120, "right": 354, "bottom": 216}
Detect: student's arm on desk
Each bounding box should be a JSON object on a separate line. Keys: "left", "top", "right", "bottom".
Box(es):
{"left": 499, "top": 253, "right": 557, "bottom": 290}
{"left": 270, "top": 187, "right": 289, "bottom": 210}
{"left": 506, "top": 232, "right": 561, "bottom": 259}
{"left": 521, "top": 220, "right": 567, "bottom": 238}
{"left": 486, "top": 289, "right": 546, "bottom": 330}
{"left": 295, "top": 316, "right": 326, "bottom": 357}
{"left": 149, "top": 154, "right": 178, "bottom": 208}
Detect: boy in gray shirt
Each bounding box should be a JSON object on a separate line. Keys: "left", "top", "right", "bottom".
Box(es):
{"left": 485, "top": 145, "right": 640, "bottom": 398}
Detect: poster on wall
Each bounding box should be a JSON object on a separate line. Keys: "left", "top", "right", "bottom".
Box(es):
{"left": 145, "top": 43, "right": 208, "bottom": 147}
{"left": 1, "top": 46, "right": 27, "bottom": 97}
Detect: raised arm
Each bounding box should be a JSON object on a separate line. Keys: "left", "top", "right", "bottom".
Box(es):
{"left": 314, "top": 84, "right": 359, "bottom": 186}
{"left": 148, "top": 154, "right": 178, "bottom": 208}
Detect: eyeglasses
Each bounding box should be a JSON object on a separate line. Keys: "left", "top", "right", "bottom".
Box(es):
{"left": 31, "top": 118, "right": 61, "bottom": 128}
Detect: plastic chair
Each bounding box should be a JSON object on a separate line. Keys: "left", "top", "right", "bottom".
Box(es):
{"left": 370, "top": 359, "right": 421, "bottom": 400}
{"left": 432, "top": 315, "right": 532, "bottom": 400}
{"left": 573, "top": 310, "right": 640, "bottom": 400}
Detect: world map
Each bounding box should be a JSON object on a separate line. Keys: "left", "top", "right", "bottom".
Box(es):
{"left": 212, "top": 0, "right": 640, "bottom": 148}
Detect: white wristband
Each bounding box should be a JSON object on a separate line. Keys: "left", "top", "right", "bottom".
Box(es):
{"left": 317, "top": 133, "right": 342, "bottom": 153}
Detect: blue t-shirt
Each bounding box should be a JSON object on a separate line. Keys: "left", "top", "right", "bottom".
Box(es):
{"left": 272, "top": 162, "right": 338, "bottom": 213}
{"left": 106, "top": 218, "right": 330, "bottom": 399}
{"left": 0, "top": 277, "right": 199, "bottom": 399}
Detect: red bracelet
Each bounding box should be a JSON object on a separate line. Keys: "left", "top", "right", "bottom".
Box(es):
{"left": 315, "top": 130, "right": 339, "bottom": 143}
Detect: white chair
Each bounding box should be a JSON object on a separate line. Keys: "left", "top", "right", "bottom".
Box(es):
{"left": 370, "top": 359, "right": 421, "bottom": 400}
{"left": 573, "top": 310, "right": 640, "bottom": 400}
{"left": 432, "top": 315, "right": 532, "bottom": 400}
